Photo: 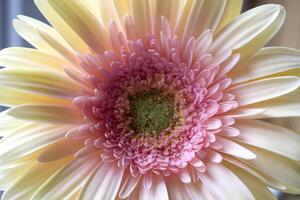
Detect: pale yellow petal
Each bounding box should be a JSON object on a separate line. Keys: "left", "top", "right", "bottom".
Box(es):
{"left": 98, "top": 0, "right": 123, "bottom": 30}
{"left": 38, "top": 138, "right": 84, "bottom": 162}
{"left": 32, "top": 155, "right": 100, "bottom": 200}
{"left": 229, "top": 76, "right": 300, "bottom": 106}
{"left": 1, "top": 156, "right": 73, "bottom": 200}
{"left": 0, "top": 68, "right": 83, "bottom": 99}
{"left": 210, "top": 4, "right": 285, "bottom": 63}
{"left": 131, "top": 0, "right": 152, "bottom": 38}
{"left": 230, "top": 47, "right": 300, "bottom": 84}
{"left": 7, "top": 104, "right": 83, "bottom": 124}
{"left": 215, "top": 0, "right": 243, "bottom": 33}
{"left": 234, "top": 120, "right": 300, "bottom": 160}
{"left": 46, "top": 0, "right": 110, "bottom": 54}
{"left": 34, "top": 0, "right": 91, "bottom": 53}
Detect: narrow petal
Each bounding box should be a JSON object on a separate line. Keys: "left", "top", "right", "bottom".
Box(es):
{"left": 32, "top": 155, "right": 100, "bottom": 200}
{"left": 225, "top": 108, "right": 266, "bottom": 119}
{"left": 210, "top": 4, "right": 285, "bottom": 62}
{"left": 0, "top": 68, "right": 83, "bottom": 99}
{"left": 228, "top": 76, "right": 300, "bottom": 106}
{"left": 38, "top": 138, "right": 84, "bottom": 162}
{"left": 131, "top": 0, "right": 151, "bottom": 38}
{"left": 224, "top": 161, "right": 277, "bottom": 200}
{"left": 215, "top": 0, "right": 243, "bottom": 33}
{"left": 0, "top": 124, "right": 73, "bottom": 163}
{"left": 165, "top": 176, "right": 191, "bottom": 200}
{"left": 243, "top": 145, "right": 300, "bottom": 194}
{"left": 198, "top": 162, "right": 254, "bottom": 200}
{"left": 98, "top": 0, "right": 122, "bottom": 30}
{"left": 119, "top": 174, "right": 141, "bottom": 199}
{"left": 216, "top": 137, "right": 256, "bottom": 159}
{"left": 1, "top": 157, "right": 72, "bottom": 200}
{"left": 234, "top": 120, "right": 300, "bottom": 160}
{"left": 7, "top": 105, "right": 83, "bottom": 124}
{"left": 139, "top": 175, "right": 169, "bottom": 200}
{"left": 185, "top": 181, "right": 217, "bottom": 200}
{"left": 79, "top": 162, "right": 124, "bottom": 200}
{"left": 231, "top": 47, "right": 300, "bottom": 84}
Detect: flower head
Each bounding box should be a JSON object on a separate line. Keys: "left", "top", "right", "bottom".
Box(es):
{"left": 0, "top": 0, "right": 300, "bottom": 199}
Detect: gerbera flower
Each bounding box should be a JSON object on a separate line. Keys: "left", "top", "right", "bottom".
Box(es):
{"left": 0, "top": 0, "right": 300, "bottom": 199}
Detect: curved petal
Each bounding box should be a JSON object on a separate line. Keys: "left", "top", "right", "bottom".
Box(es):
{"left": 231, "top": 47, "right": 300, "bottom": 84}
{"left": 185, "top": 181, "right": 217, "bottom": 200}
{"left": 224, "top": 161, "right": 277, "bottom": 200}
{"left": 210, "top": 4, "right": 285, "bottom": 63}
{"left": 32, "top": 154, "right": 100, "bottom": 200}
{"left": 198, "top": 162, "right": 255, "bottom": 200}
{"left": 228, "top": 76, "right": 300, "bottom": 106}
{"left": 119, "top": 174, "right": 141, "bottom": 199}
{"left": 1, "top": 156, "right": 73, "bottom": 200}
{"left": 0, "top": 68, "right": 83, "bottom": 99}
{"left": 165, "top": 176, "right": 190, "bottom": 200}
{"left": 234, "top": 120, "right": 300, "bottom": 160}
{"left": 79, "top": 162, "right": 124, "bottom": 200}
{"left": 243, "top": 145, "right": 300, "bottom": 194}
{"left": 7, "top": 105, "right": 83, "bottom": 124}
{"left": 139, "top": 174, "right": 169, "bottom": 200}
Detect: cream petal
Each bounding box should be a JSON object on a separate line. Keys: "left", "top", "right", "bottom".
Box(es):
{"left": 98, "top": 0, "right": 123, "bottom": 30}
{"left": 224, "top": 161, "right": 277, "bottom": 200}
{"left": 247, "top": 89, "right": 300, "bottom": 118}
{"left": 113, "top": 0, "right": 132, "bottom": 25}
{"left": 181, "top": 0, "right": 226, "bottom": 43}
{"left": 131, "top": 0, "right": 152, "bottom": 38}
{"left": 228, "top": 76, "right": 300, "bottom": 106}
{"left": 174, "top": 0, "right": 194, "bottom": 38}
{"left": 1, "top": 157, "right": 72, "bottom": 200}
{"left": 216, "top": 136, "right": 256, "bottom": 159}
{"left": 231, "top": 47, "right": 300, "bottom": 84}
{"left": 0, "top": 124, "right": 73, "bottom": 163}
{"left": 234, "top": 120, "right": 300, "bottom": 161}
{"left": 225, "top": 108, "right": 266, "bottom": 119}
{"left": 165, "top": 176, "right": 191, "bottom": 200}
{"left": 139, "top": 175, "right": 169, "bottom": 200}
{"left": 38, "top": 138, "right": 84, "bottom": 162}
{"left": 7, "top": 104, "right": 83, "bottom": 124}
{"left": 210, "top": 4, "right": 285, "bottom": 63}
{"left": 34, "top": 0, "right": 90, "bottom": 53}
{"left": 198, "top": 162, "right": 254, "bottom": 200}
{"left": 242, "top": 145, "right": 300, "bottom": 194}
{"left": 215, "top": 0, "right": 243, "bottom": 33}
{"left": 79, "top": 162, "right": 124, "bottom": 200}
{"left": 0, "top": 47, "right": 67, "bottom": 71}
{"left": 36, "top": 0, "right": 110, "bottom": 54}
{"left": 119, "top": 174, "right": 141, "bottom": 199}
{"left": 0, "top": 68, "right": 83, "bottom": 99}
{"left": 0, "top": 113, "right": 26, "bottom": 137}
{"left": 32, "top": 155, "right": 100, "bottom": 200}
{"left": 185, "top": 181, "right": 217, "bottom": 200}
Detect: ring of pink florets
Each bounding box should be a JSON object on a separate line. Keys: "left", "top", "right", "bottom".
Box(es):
{"left": 73, "top": 27, "right": 238, "bottom": 176}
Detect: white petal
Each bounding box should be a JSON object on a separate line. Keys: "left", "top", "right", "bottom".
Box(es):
{"left": 225, "top": 108, "right": 266, "bottom": 119}
{"left": 185, "top": 181, "right": 217, "bottom": 200}
{"left": 234, "top": 120, "right": 300, "bottom": 160}
{"left": 139, "top": 175, "right": 168, "bottom": 200}
{"left": 79, "top": 162, "right": 124, "bottom": 200}
{"left": 243, "top": 145, "right": 300, "bottom": 194}
{"left": 216, "top": 136, "right": 256, "bottom": 159}
{"left": 166, "top": 176, "right": 191, "bottom": 200}
{"left": 198, "top": 162, "right": 255, "bottom": 200}
{"left": 32, "top": 155, "right": 100, "bottom": 200}
{"left": 119, "top": 174, "right": 141, "bottom": 199}
{"left": 231, "top": 47, "right": 300, "bottom": 84}
{"left": 211, "top": 4, "right": 285, "bottom": 62}
{"left": 177, "top": 168, "right": 192, "bottom": 183}
{"left": 228, "top": 76, "right": 300, "bottom": 106}
{"left": 224, "top": 161, "right": 277, "bottom": 200}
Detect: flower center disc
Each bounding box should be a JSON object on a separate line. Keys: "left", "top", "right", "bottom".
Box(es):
{"left": 130, "top": 90, "right": 174, "bottom": 135}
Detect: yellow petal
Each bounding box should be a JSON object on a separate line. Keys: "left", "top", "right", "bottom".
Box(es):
{"left": 0, "top": 68, "right": 83, "bottom": 99}
{"left": 215, "top": 0, "right": 243, "bottom": 33}
{"left": 7, "top": 104, "right": 83, "bottom": 124}
{"left": 230, "top": 47, "right": 300, "bottom": 84}
{"left": 32, "top": 154, "right": 100, "bottom": 200}
{"left": 229, "top": 76, "right": 300, "bottom": 106}
{"left": 1, "top": 157, "right": 73, "bottom": 200}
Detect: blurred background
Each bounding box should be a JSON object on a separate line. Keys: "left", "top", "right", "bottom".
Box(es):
{"left": 0, "top": 0, "right": 299, "bottom": 199}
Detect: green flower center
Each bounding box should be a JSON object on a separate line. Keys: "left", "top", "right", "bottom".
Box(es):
{"left": 130, "top": 91, "right": 174, "bottom": 134}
